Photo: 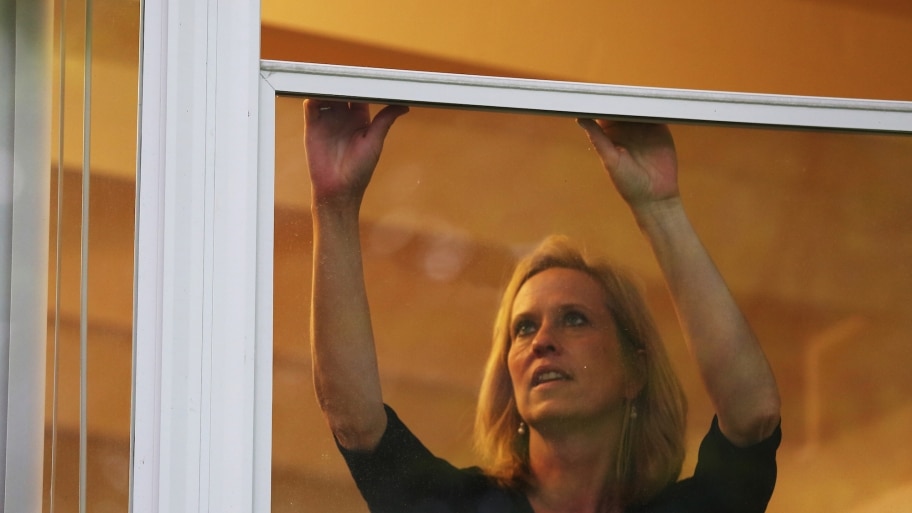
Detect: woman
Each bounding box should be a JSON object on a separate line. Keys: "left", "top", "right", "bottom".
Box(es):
{"left": 304, "top": 100, "right": 781, "bottom": 513}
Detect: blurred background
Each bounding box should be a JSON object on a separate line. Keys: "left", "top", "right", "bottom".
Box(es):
{"left": 45, "top": 0, "right": 911, "bottom": 511}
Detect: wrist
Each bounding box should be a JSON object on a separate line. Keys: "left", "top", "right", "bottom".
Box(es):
{"left": 311, "top": 186, "right": 365, "bottom": 212}
{"left": 311, "top": 194, "right": 363, "bottom": 228}
{"left": 631, "top": 196, "right": 686, "bottom": 229}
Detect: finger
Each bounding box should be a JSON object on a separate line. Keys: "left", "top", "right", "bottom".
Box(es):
{"left": 577, "top": 118, "right": 620, "bottom": 168}
{"left": 304, "top": 99, "right": 348, "bottom": 121}
{"left": 303, "top": 100, "right": 323, "bottom": 140}
{"left": 595, "top": 119, "right": 633, "bottom": 145}
{"left": 303, "top": 99, "right": 320, "bottom": 122}
{"left": 349, "top": 102, "right": 371, "bottom": 118}
{"left": 368, "top": 104, "right": 410, "bottom": 140}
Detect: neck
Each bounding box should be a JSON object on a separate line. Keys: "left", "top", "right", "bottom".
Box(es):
{"left": 525, "top": 417, "right": 625, "bottom": 513}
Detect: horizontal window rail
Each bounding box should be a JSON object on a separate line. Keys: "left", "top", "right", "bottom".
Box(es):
{"left": 260, "top": 60, "right": 912, "bottom": 134}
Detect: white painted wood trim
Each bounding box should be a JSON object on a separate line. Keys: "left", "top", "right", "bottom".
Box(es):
{"left": 133, "top": 1, "right": 263, "bottom": 512}
{"left": 260, "top": 61, "right": 912, "bottom": 133}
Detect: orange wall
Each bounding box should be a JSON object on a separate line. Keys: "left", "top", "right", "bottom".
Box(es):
{"left": 262, "top": 0, "right": 912, "bottom": 100}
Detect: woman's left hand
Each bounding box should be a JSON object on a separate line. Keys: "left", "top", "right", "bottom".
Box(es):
{"left": 579, "top": 118, "right": 781, "bottom": 446}
{"left": 577, "top": 119, "right": 679, "bottom": 212}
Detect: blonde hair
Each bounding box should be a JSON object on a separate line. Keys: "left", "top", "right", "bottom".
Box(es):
{"left": 474, "top": 235, "right": 687, "bottom": 506}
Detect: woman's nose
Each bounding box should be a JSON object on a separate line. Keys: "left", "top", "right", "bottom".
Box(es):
{"left": 531, "top": 324, "right": 559, "bottom": 356}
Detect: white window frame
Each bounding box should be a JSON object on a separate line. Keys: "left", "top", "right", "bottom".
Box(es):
{"left": 133, "top": 3, "right": 912, "bottom": 512}
{"left": 133, "top": 1, "right": 264, "bottom": 512}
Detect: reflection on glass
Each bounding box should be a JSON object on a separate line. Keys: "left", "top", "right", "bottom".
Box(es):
{"left": 273, "top": 95, "right": 912, "bottom": 512}
{"left": 45, "top": 0, "right": 138, "bottom": 511}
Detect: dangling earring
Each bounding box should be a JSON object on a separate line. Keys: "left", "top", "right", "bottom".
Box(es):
{"left": 517, "top": 421, "right": 527, "bottom": 436}
{"left": 617, "top": 402, "right": 637, "bottom": 485}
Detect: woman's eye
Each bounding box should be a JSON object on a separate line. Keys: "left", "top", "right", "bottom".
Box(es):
{"left": 513, "top": 320, "right": 536, "bottom": 337}
{"left": 564, "top": 311, "right": 588, "bottom": 326}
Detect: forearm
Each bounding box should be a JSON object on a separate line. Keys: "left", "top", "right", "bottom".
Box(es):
{"left": 634, "top": 198, "right": 780, "bottom": 446}
{"left": 310, "top": 203, "right": 386, "bottom": 450}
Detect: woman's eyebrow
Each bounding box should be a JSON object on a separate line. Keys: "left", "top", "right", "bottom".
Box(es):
{"left": 555, "top": 302, "right": 592, "bottom": 312}
{"left": 510, "top": 311, "right": 533, "bottom": 323}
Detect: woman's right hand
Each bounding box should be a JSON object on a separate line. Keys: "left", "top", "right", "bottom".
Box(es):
{"left": 303, "top": 100, "right": 409, "bottom": 209}
{"left": 305, "top": 101, "right": 407, "bottom": 450}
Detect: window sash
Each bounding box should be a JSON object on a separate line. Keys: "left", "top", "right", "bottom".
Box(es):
{"left": 136, "top": 10, "right": 912, "bottom": 506}
{"left": 254, "top": 59, "right": 910, "bottom": 512}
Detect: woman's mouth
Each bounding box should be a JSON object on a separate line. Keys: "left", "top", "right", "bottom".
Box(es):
{"left": 532, "top": 369, "right": 571, "bottom": 387}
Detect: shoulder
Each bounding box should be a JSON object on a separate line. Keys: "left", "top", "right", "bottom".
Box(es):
{"left": 632, "top": 416, "right": 782, "bottom": 513}
{"left": 337, "top": 406, "right": 532, "bottom": 513}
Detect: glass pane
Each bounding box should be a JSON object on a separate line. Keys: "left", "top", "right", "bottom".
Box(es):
{"left": 273, "top": 95, "right": 912, "bottom": 512}
{"left": 45, "top": 0, "right": 139, "bottom": 511}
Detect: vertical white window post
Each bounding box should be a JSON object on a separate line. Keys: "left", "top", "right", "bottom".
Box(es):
{"left": 133, "top": 1, "right": 267, "bottom": 512}
{"left": 1, "top": 0, "right": 52, "bottom": 510}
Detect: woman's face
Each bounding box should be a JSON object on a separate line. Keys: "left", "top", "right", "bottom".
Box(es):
{"left": 507, "top": 267, "right": 636, "bottom": 432}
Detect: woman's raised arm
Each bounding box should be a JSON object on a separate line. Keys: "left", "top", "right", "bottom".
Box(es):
{"left": 578, "top": 119, "right": 781, "bottom": 446}
{"left": 305, "top": 100, "right": 408, "bottom": 450}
